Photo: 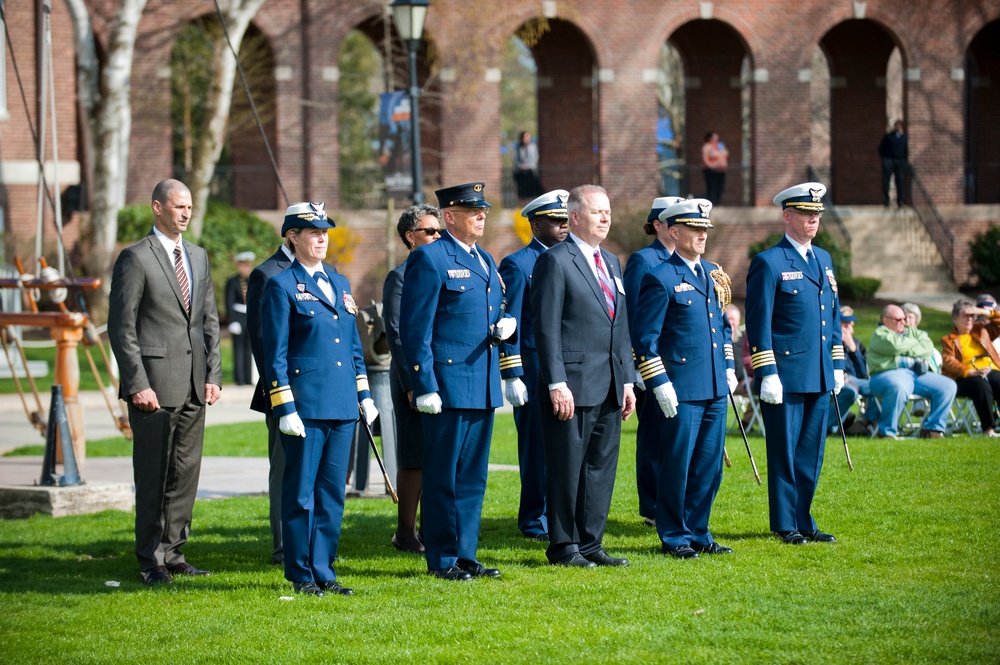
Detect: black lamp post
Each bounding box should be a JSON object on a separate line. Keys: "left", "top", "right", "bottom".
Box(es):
{"left": 390, "top": 0, "right": 429, "bottom": 205}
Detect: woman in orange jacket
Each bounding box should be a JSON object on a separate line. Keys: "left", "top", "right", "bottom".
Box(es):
{"left": 941, "top": 298, "right": 1000, "bottom": 437}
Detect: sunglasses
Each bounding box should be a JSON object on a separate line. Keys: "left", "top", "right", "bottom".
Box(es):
{"left": 412, "top": 227, "right": 442, "bottom": 236}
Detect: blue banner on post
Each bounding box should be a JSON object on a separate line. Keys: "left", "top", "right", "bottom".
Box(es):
{"left": 379, "top": 91, "right": 414, "bottom": 196}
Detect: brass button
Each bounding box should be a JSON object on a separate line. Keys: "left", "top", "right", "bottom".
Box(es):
{"left": 487, "top": 288, "right": 491, "bottom": 293}
{"left": 793, "top": 289, "right": 798, "bottom": 294}
{"left": 713, "top": 343, "right": 717, "bottom": 348}
{"left": 682, "top": 357, "right": 686, "bottom": 362}
{"left": 822, "top": 336, "right": 826, "bottom": 341}
{"left": 461, "top": 286, "right": 465, "bottom": 291}
{"left": 712, "top": 328, "right": 716, "bottom": 333}
{"left": 309, "top": 310, "right": 315, "bottom": 315}
{"left": 413, "top": 365, "right": 419, "bottom": 371}
{"left": 687, "top": 300, "right": 692, "bottom": 304}
{"left": 447, "top": 359, "right": 452, "bottom": 364}
{"left": 821, "top": 306, "right": 825, "bottom": 310}
{"left": 337, "top": 361, "right": 342, "bottom": 366}
{"left": 785, "top": 351, "right": 790, "bottom": 355}
{"left": 334, "top": 314, "right": 339, "bottom": 319}
{"left": 335, "top": 338, "right": 340, "bottom": 343}
{"left": 709, "top": 313, "right": 713, "bottom": 318}
{"left": 295, "top": 369, "right": 299, "bottom": 373}
{"left": 489, "top": 306, "right": 493, "bottom": 312}
{"left": 822, "top": 321, "right": 826, "bottom": 326}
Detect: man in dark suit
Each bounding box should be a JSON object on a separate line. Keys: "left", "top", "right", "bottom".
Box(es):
{"left": 246, "top": 221, "right": 295, "bottom": 565}
{"left": 531, "top": 184, "right": 636, "bottom": 568}
{"left": 399, "top": 182, "right": 515, "bottom": 581}
{"left": 498, "top": 189, "right": 570, "bottom": 542}
{"left": 878, "top": 120, "right": 908, "bottom": 207}
{"left": 622, "top": 195, "right": 684, "bottom": 528}
{"left": 108, "top": 179, "right": 222, "bottom": 585}
{"left": 631, "top": 198, "right": 737, "bottom": 558}
{"left": 745, "top": 182, "right": 845, "bottom": 546}
{"left": 224, "top": 251, "right": 255, "bottom": 386}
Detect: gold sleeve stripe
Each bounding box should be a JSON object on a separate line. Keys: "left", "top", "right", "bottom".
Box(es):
{"left": 357, "top": 375, "right": 370, "bottom": 392}
{"left": 831, "top": 345, "right": 845, "bottom": 360}
{"left": 269, "top": 386, "right": 294, "bottom": 408}
{"left": 499, "top": 355, "right": 523, "bottom": 370}
{"left": 724, "top": 343, "right": 734, "bottom": 360}
{"left": 638, "top": 357, "right": 666, "bottom": 381}
{"left": 751, "top": 350, "right": 776, "bottom": 369}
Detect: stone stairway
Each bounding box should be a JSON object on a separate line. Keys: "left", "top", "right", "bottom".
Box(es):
{"left": 837, "top": 205, "right": 957, "bottom": 295}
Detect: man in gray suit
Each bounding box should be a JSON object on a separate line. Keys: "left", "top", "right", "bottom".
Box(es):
{"left": 109, "top": 179, "right": 222, "bottom": 585}
{"left": 531, "top": 184, "right": 636, "bottom": 568}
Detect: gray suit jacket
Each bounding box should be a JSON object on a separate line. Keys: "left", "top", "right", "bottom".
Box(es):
{"left": 531, "top": 238, "right": 636, "bottom": 408}
{"left": 108, "top": 231, "right": 222, "bottom": 407}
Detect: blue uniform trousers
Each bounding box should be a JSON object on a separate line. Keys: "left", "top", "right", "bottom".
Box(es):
{"left": 281, "top": 419, "right": 354, "bottom": 584}
{"left": 761, "top": 392, "right": 829, "bottom": 532}
{"left": 513, "top": 350, "right": 547, "bottom": 538}
{"left": 421, "top": 408, "right": 494, "bottom": 571}
{"left": 656, "top": 396, "right": 726, "bottom": 549}
{"left": 635, "top": 386, "right": 662, "bottom": 521}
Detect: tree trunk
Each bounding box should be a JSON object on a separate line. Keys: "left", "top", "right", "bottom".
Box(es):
{"left": 64, "top": 0, "right": 148, "bottom": 322}
{"left": 187, "top": 0, "right": 267, "bottom": 239}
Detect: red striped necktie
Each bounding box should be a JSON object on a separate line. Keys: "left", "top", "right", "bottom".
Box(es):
{"left": 173, "top": 246, "right": 191, "bottom": 313}
{"left": 594, "top": 250, "right": 616, "bottom": 319}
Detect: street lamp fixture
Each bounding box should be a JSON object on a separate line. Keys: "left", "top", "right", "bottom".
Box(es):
{"left": 390, "top": 0, "right": 430, "bottom": 205}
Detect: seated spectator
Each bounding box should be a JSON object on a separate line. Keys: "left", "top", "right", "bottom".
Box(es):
{"left": 940, "top": 298, "right": 1000, "bottom": 437}
{"left": 976, "top": 294, "right": 1000, "bottom": 354}
{"left": 834, "top": 306, "right": 878, "bottom": 435}
{"left": 867, "top": 303, "right": 957, "bottom": 438}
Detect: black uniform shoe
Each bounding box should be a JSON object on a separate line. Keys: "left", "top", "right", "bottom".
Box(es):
{"left": 662, "top": 544, "right": 700, "bottom": 559}
{"left": 774, "top": 530, "right": 809, "bottom": 545}
{"left": 141, "top": 566, "right": 174, "bottom": 585}
{"left": 802, "top": 529, "right": 837, "bottom": 543}
{"left": 551, "top": 553, "right": 597, "bottom": 568}
{"left": 582, "top": 549, "right": 629, "bottom": 567}
{"left": 430, "top": 566, "right": 473, "bottom": 581}
{"left": 691, "top": 541, "right": 734, "bottom": 555}
{"left": 458, "top": 562, "right": 501, "bottom": 578}
{"left": 318, "top": 580, "right": 354, "bottom": 596}
{"left": 293, "top": 581, "right": 325, "bottom": 597}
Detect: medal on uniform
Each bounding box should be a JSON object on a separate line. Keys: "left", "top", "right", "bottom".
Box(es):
{"left": 343, "top": 292, "right": 359, "bottom": 315}
{"left": 296, "top": 283, "right": 305, "bottom": 292}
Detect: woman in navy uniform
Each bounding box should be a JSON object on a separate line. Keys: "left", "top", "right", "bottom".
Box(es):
{"left": 262, "top": 202, "right": 378, "bottom": 597}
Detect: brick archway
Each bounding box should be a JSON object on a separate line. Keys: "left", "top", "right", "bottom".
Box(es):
{"left": 531, "top": 20, "right": 598, "bottom": 191}
{"left": 966, "top": 20, "right": 1000, "bottom": 204}
{"left": 820, "top": 19, "right": 900, "bottom": 205}
{"left": 669, "top": 20, "right": 751, "bottom": 207}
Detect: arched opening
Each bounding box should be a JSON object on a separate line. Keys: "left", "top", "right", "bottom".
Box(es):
{"left": 170, "top": 17, "right": 277, "bottom": 209}
{"left": 339, "top": 16, "right": 441, "bottom": 209}
{"left": 529, "top": 19, "right": 599, "bottom": 193}
{"left": 820, "top": 20, "right": 901, "bottom": 205}
{"left": 669, "top": 20, "right": 752, "bottom": 206}
{"left": 656, "top": 41, "right": 685, "bottom": 199}
{"left": 500, "top": 27, "right": 539, "bottom": 209}
{"left": 966, "top": 20, "right": 1000, "bottom": 203}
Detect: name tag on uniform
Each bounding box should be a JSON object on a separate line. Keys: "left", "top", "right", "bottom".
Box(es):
{"left": 674, "top": 283, "right": 695, "bottom": 292}
{"left": 614, "top": 276, "right": 625, "bottom": 294}
{"left": 447, "top": 269, "right": 471, "bottom": 279}
{"left": 295, "top": 293, "right": 319, "bottom": 301}
{"left": 781, "top": 271, "right": 804, "bottom": 281}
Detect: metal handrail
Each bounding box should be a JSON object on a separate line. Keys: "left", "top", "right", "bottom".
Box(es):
{"left": 807, "top": 165, "right": 852, "bottom": 249}
{"left": 907, "top": 166, "right": 955, "bottom": 278}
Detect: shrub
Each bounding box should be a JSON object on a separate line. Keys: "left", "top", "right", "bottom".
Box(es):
{"left": 838, "top": 276, "right": 881, "bottom": 301}
{"left": 969, "top": 224, "right": 1000, "bottom": 286}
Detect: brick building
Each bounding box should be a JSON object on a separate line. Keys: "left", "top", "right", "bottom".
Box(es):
{"left": 1, "top": 0, "right": 998, "bottom": 304}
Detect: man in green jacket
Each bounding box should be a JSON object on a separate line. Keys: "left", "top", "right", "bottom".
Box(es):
{"left": 867, "top": 304, "right": 956, "bottom": 438}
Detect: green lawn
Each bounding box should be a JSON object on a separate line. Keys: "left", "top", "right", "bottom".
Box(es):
{"left": 0, "top": 412, "right": 997, "bottom": 663}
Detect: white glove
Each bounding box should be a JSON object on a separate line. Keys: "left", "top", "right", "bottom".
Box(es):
{"left": 834, "top": 369, "right": 844, "bottom": 395}
{"left": 415, "top": 392, "right": 443, "bottom": 415}
{"left": 494, "top": 317, "right": 516, "bottom": 341}
{"left": 504, "top": 378, "right": 528, "bottom": 407}
{"left": 278, "top": 412, "right": 306, "bottom": 437}
{"left": 760, "top": 374, "right": 783, "bottom": 405}
{"left": 727, "top": 368, "right": 738, "bottom": 395}
{"left": 653, "top": 382, "right": 679, "bottom": 419}
{"left": 228, "top": 321, "right": 242, "bottom": 336}
{"left": 361, "top": 398, "right": 379, "bottom": 425}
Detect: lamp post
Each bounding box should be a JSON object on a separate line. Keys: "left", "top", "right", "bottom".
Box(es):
{"left": 390, "top": 0, "right": 429, "bottom": 205}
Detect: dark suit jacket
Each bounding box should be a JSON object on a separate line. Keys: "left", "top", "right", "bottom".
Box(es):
{"left": 247, "top": 246, "right": 294, "bottom": 414}
{"left": 108, "top": 231, "right": 221, "bottom": 407}
{"left": 224, "top": 274, "right": 248, "bottom": 326}
{"left": 531, "top": 237, "right": 636, "bottom": 407}
{"left": 382, "top": 260, "right": 411, "bottom": 392}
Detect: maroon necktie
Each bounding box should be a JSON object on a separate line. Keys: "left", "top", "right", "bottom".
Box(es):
{"left": 594, "top": 250, "right": 616, "bottom": 319}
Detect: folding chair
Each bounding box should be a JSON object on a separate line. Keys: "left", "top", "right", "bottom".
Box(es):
{"left": 948, "top": 397, "right": 980, "bottom": 435}
{"left": 869, "top": 395, "right": 925, "bottom": 438}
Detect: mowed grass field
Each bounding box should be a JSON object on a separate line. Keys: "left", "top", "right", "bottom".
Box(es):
{"left": 1, "top": 412, "right": 998, "bottom": 663}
